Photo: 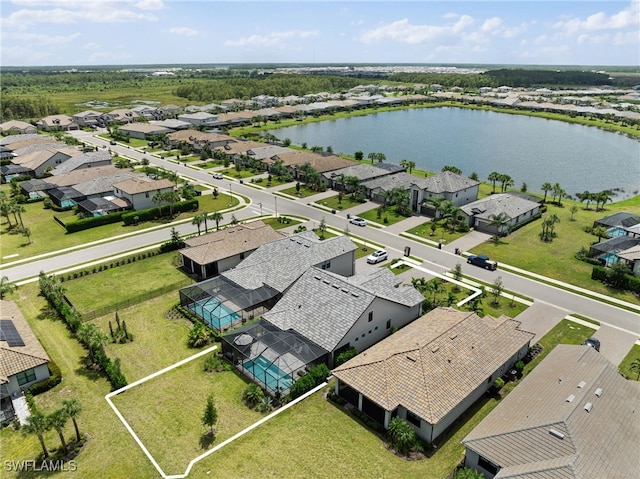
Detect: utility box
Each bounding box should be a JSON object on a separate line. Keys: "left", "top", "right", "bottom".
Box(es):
{"left": 404, "top": 246, "right": 411, "bottom": 257}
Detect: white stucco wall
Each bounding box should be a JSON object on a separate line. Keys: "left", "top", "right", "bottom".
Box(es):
{"left": 6, "top": 363, "right": 50, "bottom": 397}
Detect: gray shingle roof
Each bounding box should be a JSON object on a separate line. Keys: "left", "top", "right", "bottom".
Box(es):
{"left": 346, "top": 268, "right": 424, "bottom": 306}
{"left": 463, "top": 344, "right": 640, "bottom": 479}
{"left": 222, "top": 231, "right": 356, "bottom": 293}
{"left": 460, "top": 193, "right": 540, "bottom": 220}
{"left": 422, "top": 170, "right": 479, "bottom": 193}
{"left": 262, "top": 267, "right": 376, "bottom": 351}
{"left": 333, "top": 308, "right": 534, "bottom": 424}
{"left": 73, "top": 172, "right": 144, "bottom": 196}
{"left": 51, "top": 150, "right": 111, "bottom": 175}
{"left": 322, "top": 163, "right": 403, "bottom": 181}
{"left": 362, "top": 172, "right": 429, "bottom": 191}
{"left": 594, "top": 212, "right": 640, "bottom": 228}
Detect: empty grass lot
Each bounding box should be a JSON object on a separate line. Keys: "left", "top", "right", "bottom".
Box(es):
{"left": 471, "top": 199, "right": 640, "bottom": 305}
{"left": 316, "top": 194, "right": 363, "bottom": 210}
{"left": 358, "top": 205, "right": 411, "bottom": 227}
{"left": 278, "top": 184, "right": 319, "bottom": 198}
{"left": 61, "top": 252, "right": 190, "bottom": 314}
{"left": 406, "top": 221, "right": 469, "bottom": 245}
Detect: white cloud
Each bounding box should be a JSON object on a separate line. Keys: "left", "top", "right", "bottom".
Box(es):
{"left": 135, "top": 0, "right": 164, "bottom": 10}
{"left": 2, "top": 1, "right": 159, "bottom": 27}
{"left": 168, "top": 27, "right": 198, "bottom": 37}
{"left": 84, "top": 42, "right": 101, "bottom": 50}
{"left": 0, "top": 44, "right": 52, "bottom": 63}
{"left": 360, "top": 16, "right": 475, "bottom": 45}
{"left": 225, "top": 30, "right": 318, "bottom": 48}
{"left": 554, "top": 0, "right": 639, "bottom": 35}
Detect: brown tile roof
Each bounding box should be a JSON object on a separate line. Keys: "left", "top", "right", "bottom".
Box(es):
{"left": 45, "top": 165, "right": 126, "bottom": 187}
{"left": 0, "top": 300, "right": 50, "bottom": 383}
{"left": 276, "top": 150, "right": 356, "bottom": 173}
{"left": 214, "top": 140, "right": 266, "bottom": 155}
{"left": 13, "top": 147, "right": 77, "bottom": 168}
{"left": 463, "top": 344, "right": 640, "bottom": 479}
{"left": 182, "top": 220, "right": 286, "bottom": 264}
{"left": 332, "top": 307, "right": 534, "bottom": 424}
{"left": 113, "top": 177, "right": 175, "bottom": 194}
{"left": 167, "top": 129, "right": 236, "bottom": 144}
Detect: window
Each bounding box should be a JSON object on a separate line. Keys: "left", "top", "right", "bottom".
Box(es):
{"left": 361, "top": 333, "right": 365, "bottom": 338}
{"left": 374, "top": 326, "right": 378, "bottom": 331}
{"left": 386, "top": 319, "right": 391, "bottom": 330}
{"left": 145, "top": 192, "right": 150, "bottom": 198}
{"left": 406, "top": 410, "right": 421, "bottom": 428}
{"left": 478, "top": 456, "right": 499, "bottom": 475}
{"left": 321, "top": 260, "right": 331, "bottom": 270}
{"left": 368, "top": 311, "right": 373, "bottom": 322}
{"left": 17, "top": 369, "right": 36, "bottom": 386}
{"left": 240, "top": 253, "right": 245, "bottom": 260}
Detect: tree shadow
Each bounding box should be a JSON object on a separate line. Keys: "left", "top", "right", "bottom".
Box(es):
{"left": 199, "top": 431, "right": 215, "bottom": 450}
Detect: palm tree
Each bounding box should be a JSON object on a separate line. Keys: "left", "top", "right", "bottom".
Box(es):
{"left": 345, "top": 176, "right": 361, "bottom": 198}
{"left": 426, "top": 196, "right": 445, "bottom": 219}
{"left": 551, "top": 183, "right": 562, "bottom": 203}
{"left": 500, "top": 174, "right": 514, "bottom": 192}
{"left": 406, "top": 160, "right": 416, "bottom": 174}
{"left": 152, "top": 191, "right": 166, "bottom": 215}
{"left": 399, "top": 159, "right": 409, "bottom": 171}
{"left": 595, "top": 190, "right": 613, "bottom": 211}
{"left": 577, "top": 191, "right": 592, "bottom": 209}
{"left": 488, "top": 171, "right": 501, "bottom": 194}
{"left": 0, "top": 191, "right": 13, "bottom": 229}
{"left": 49, "top": 408, "right": 69, "bottom": 455}
{"left": 23, "top": 411, "right": 51, "bottom": 459}
{"left": 62, "top": 399, "right": 83, "bottom": 443}
{"left": 541, "top": 182, "right": 553, "bottom": 203}
{"left": 488, "top": 212, "right": 511, "bottom": 242}
{"left": 592, "top": 225, "right": 610, "bottom": 243}
{"left": 442, "top": 165, "right": 462, "bottom": 175}
{"left": 630, "top": 357, "right": 640, "bottom": 380}
{"left": 192, "top": 214, "right": 204, "bottom": 235}
{"left": 209, "top": 211, "right": 224, "bottom": 230}
{"left": 426, "top": 278, "right": 444, "bottom": 306}
{"left": 0, "top": 276, "right": 16, "bottom": 299}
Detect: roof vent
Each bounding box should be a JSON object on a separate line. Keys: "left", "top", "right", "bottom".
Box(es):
{"left": 566, "top": 394, "right": 575, "bottom": 403}
{"left": 314, "top": 275, "right": 321, "bottom": 280}
{"left": 431, "top": 347, "right": 440, "bottom": 353}
{"left": 322, "top": 279, "right": 330, "bottom": 284}
{"left": 584, "top": 402, "right": 593, "bottom": 413}
{"left": 341, "top": 288, "right": 349, "bottom": 293}
{"left": 406, "top": 355, "right": 417, "bottom": 362}
{"left": 549, "top": 429, "right": 565, "bottom": 440}
{"left": 450, "top": 334, "right": 458, "bottom": 340}
{"left": 351, "top": 292, "right": 359, "bottom": 298}
{"left": 595, "top": 388, "right": 603, "bottom": 398}
{"left": 332, "top": 284, "right": 339, "bottom": 289}
{"left": 578, "top": 381, "right": 586, "bottom": 388}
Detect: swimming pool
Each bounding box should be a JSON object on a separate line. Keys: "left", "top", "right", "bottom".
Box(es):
{"left": 243, "top": 356, "right": 293, "bottom": 393}
{"left": 188, "top": 298, "right": 240, "bottom": 330}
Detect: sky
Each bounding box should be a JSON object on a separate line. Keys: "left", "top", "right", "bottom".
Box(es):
{"left": 0, "top": 0, "right": 638, "bottom": 67}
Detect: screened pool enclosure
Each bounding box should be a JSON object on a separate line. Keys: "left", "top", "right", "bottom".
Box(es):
{"left": 179, "top": 276, "right": 279, "bottom": 333}
{"left": 220, "top": 320, "right": 328, "bottom": 396}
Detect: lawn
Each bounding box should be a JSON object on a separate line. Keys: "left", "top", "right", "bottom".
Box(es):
{"left": 405, "top": 220, "right": 469, "bottom": 245}
{"left": 470, "top": 201, "right": 640, "bottom": 304}
{"left": 358, "top": 205, "right": 411, "bottom": 227}
{"left": 218, "top": 167, "right": 261, "bottom": 179}
{"left": 61, "top": 252, "right": 190, "bottom": 315}
{"left": 111, "top": 361, "right": 266, "bottom": 476}
{"left": 0, "top": 186, "right": 237, "bottom": 264}
{"left": 618, "top": 344, "right": 640, "bottom": 381}
{"left": 279, "top": 184, "right": 320, "bottom": 198}
{"left": 261, "top": 216, "right": 303, "bottom": 230}
{"left": 316, "top": 194, "right": 364, "bottom": 210}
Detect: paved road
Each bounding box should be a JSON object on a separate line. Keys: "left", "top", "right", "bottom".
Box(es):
{"left": 4, "top": 131, "right": 639, "bottom": 337}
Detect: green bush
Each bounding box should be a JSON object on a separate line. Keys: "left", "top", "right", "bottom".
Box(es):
{"left": 65, "top": 212, "right": 124, "bottom": 233}
{"left": 289, "top": 363, "right": 330, "bottom": 399}
{"left": 387, "top": 417, "right": 418, "bottom": 455}
{"left": 242, "top": 383, "right": 265, "bottom": 409}
{"left": 335, "top": 346, "right": 358, "bottom": 367}
{"left": 24, "top": 361, "right": 62, "bottom": 396}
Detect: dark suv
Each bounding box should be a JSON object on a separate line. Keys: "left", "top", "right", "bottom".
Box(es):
{"left": 467, "top": 254, "right": 498, "bottom": 270}
{"left": 583, "top": 337, "right": 600, "bottom": 352}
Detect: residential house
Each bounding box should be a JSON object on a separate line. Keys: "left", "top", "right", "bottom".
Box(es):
{"left": 20, "top": 165, "right": 127, "bottom": 199}
{"left": 273, "top": 150, "right": 355, "bottom": 179}
{"left": 36, "top": 115, "right": 79, "bottom": 131}
{"left": 105, "top": 109, "right": 139, "bottom": 124}
{"left": 263, "top": 266, "right": 425, "bottom": 366}
{"left": 589, "top": 235, "right": 640, "bottom": 268}
{"left": 150, "top": 119, "right": 191, "bottom": 131}
{"left": 460, "top": 193, "right": 541, "bottom": 235}
{"left": 118, "top": 123, "right": 174, "bottom": 140}
{"left": 112, "top": 177, "right": 175, "bottom": 211}
{"left": 1, "top": 300, "right": 51, "bottom": 421}
{"left": 180, "top": 220, "right": 286, "bottom": 279}
{"left": 130, "top": 105, "right": 160, "bottom": 120}
{"left": 593, "top": 212, "right": 640, "bottom": 238}
{"left": 322, "top": 163, "right": 404, "bottom": 190}
{"left": 72, "top": 110, "right": 104, "bottom": 128}
{"left": 179, "top": 232, "right": 358, "bottom": 332}
{"left": 0, "top": 120, "right": 37, "bottom": 135}
{"left": 177, "top": 112, "right": 218, "bottom": 128}
{"left": 0, "top": 146, "right": 16, "bottom": 160}
{"left": 462, "top": 344, "right": 640, "bottom": 479}
{"left": 10, "top": 147, "right": 78, "bottom": 178}
{"left": 166, "top": 130, "right": 236, "bottom": 152}
{"left": 211, "top": 111, "right": 255, "bottom": 128}
{"left": 49, "top": 150, "right": 112, "bottom": 175}
{"left": 333, "top": 307, "right": 534, "bottom": 444}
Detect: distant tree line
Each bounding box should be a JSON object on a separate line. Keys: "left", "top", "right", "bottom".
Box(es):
{"left": 1, "top": 95, "right": 59, "bottom": 122}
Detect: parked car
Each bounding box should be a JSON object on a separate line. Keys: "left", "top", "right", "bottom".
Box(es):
{"left": 109, "top": 140, "right": 116, "bottom": 145}
{"left": 367, "top": 250, "right": 388, "bottom": 264}
{"left": 582, "top": 337, "right": 600, "bottom": 352}
{"left": 467, "top": 254, "right": 498, "bottom": 270}
{"left": 212, "top": 173, "right": 223, "bottom": 179}
{"left": 349, "top": 217, "right": 367, "bottom": 227}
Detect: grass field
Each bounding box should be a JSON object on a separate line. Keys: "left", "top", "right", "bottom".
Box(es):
{"left": 316, "top": 194, "right": 364, "bottom": 211}
{"left": 470, "top": 200, "right": 640, "bottom": 304}
{"left": 278, "top": 184, "right": 320, "bottom": 198}
{"left": 358, "top": 205, "right": 411, "bottom": 227}
{"left": 405, "top": 221, "right": 469, "bottom": 245}
{"left": 0, "top": 185, "right": 238, "bottom": 265}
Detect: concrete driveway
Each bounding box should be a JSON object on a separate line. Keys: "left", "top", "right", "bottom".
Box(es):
{"left": 592, "top": 325, "right": 638, "bottom": 365}
{"left": 513, "top": 301, "right": 570, "bottom": 343}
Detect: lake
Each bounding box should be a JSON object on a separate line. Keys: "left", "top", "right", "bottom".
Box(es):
{"left": 269, "top": 108, "right": 640, "bottom": 199}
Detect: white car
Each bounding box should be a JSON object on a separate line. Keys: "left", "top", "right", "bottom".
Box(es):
{"left": 366, "top": 250, "right": 388, "bottom": 264}
{"left": 349, "top": 217, "right": 367, "bottom": 227}
{"left": 212, "top": 173, "right": 223, "bottom": 179}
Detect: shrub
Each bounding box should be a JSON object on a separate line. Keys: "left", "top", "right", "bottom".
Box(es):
{"left": 24, "top": 361, "right": 62, "bottom": 396}
{"left": 289, "top": 363, "right": 330, "bottom": 399}
{"left": 335, "top": 347, "right": 358, "bottom": 367}
{"left": 514, "top": 360, "right": 525, "bottom": 374}
{"left": 242, "top": 383, "right": 265, "bottom": 409}
{"left": 387, "top": 418, "right": 418, "bottom": 455}
{"left": 203, "top": 354, "right": 228, "bottom": 373}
